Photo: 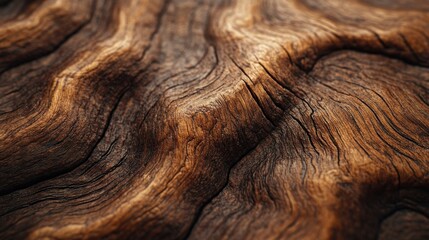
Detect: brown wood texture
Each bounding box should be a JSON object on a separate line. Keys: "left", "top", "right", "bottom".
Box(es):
{"left": 1, "top": 0, "right": 429, "bottom": 239}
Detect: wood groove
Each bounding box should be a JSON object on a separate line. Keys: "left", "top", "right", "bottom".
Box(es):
{"left": 0, "top": 0, "right": 428, "bottom": 239}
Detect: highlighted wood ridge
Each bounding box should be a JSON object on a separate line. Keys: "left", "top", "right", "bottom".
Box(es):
{"left": 0, "top": 0, "right": 428, "bottom": 239}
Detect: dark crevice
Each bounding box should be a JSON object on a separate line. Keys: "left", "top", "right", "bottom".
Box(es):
{"left": 183, "top": 139, "right": 262, "bottom": 239}
{"left": 0, "top": 0, "right": 96, "bottom": 74}
{"left": 229, "top": 57, "right": 276, "bottom": 126}
{"left": 0, "top": 0, "right": 171, "bottom": 197}
{"left": 398, "top": 32, "right": 421, "bottom": 62}
{"left": 298, "top": 43, "right": 429, "bottom": 74}
{"left": 0, "top": 84, "right": 131, "bottom": 197}
{"left": 179, "top": 45, "right": 429, "bottom": 239}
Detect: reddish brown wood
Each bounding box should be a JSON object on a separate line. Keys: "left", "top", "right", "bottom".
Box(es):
{"left": 0, "top": 0, "right": 428, "bottom": 239}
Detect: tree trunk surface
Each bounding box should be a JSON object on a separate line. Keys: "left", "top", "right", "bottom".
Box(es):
{"left": 1, "top": 0, "right": 429, "bottom": 239}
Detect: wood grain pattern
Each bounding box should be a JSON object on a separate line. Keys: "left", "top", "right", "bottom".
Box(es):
{"left": 0, "top": 0, "right": 428, "bottom": 239}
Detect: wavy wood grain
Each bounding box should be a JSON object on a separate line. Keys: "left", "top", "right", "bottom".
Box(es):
{"left": 0, "top": 0, "right": 428, "bottom": 239}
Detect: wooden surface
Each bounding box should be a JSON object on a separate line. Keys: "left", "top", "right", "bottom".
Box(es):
{"left": 0, "top": 0, "right": 429, "bottom": 239}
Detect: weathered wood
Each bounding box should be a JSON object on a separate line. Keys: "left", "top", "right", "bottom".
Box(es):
{"left": 0, "top": 0, "right": 428, "bottom": 239}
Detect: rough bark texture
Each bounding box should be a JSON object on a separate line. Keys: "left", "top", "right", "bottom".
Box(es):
{"left": 0, "top": 0, "right": 429, "bottom": 239}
